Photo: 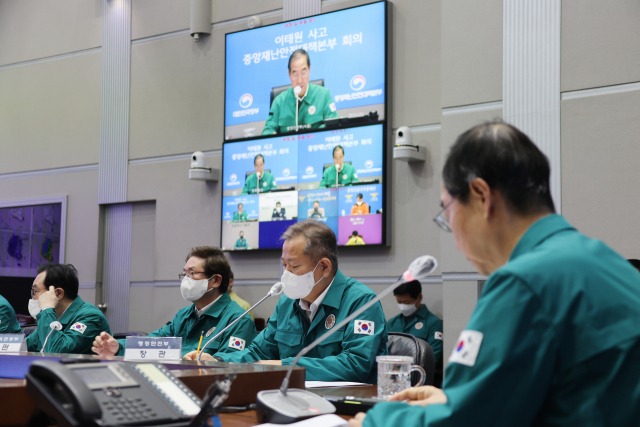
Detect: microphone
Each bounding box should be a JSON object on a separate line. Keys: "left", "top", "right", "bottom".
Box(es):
{"left": 335, "top": 163, "right": 342, "bottom": 188}
{"left": 255, "top": 255, "right": 438, "bottom": 424}
{"left": 294, "top": 86, "right": 302, "bottom": 131}
{"left": 41, "top": 321, "right": 62, "bottom": 354}
{"left": 196, "top": 282, "right": 284, "bottom": 361}
{"left": 256, "top": 171, "right": 262, "bottom": 194}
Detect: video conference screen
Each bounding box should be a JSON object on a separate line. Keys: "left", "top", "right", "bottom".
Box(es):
{"left": 224, "top": 1, "right": 386, "bottom": 140}
{"left": 221, "top": 124, "right": 386, "bottom": 251}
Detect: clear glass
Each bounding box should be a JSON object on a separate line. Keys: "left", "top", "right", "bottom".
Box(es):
{"left": 376, "top": 355, "right": 426, "bottom": 399}
{"left": 433, "top": 201, "right": 453, "bottom": 232}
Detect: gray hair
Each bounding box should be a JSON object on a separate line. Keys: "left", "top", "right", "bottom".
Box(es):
{"left": 281, "top": 220, "right": 338, "bottom": 273}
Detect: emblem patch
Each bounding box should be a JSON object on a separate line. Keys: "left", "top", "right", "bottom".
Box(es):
{"left": 205, "top": 327, "right": 216, "bottom": 338}
{"left": 70, "top": 322, "right": 87, "bottom": 335}
{"left": 325, "top": 314, "right": 336, "bottom": 329}
{"left": 229, "top": 336, "right": 246, "bottom": 351}
{"left": 448, "top": 330, "right": 483, "bottom": 367}
{"left": 435, "top": 331, "right": 443, "bottom": 340}
{"left": 415, "top": 322, "right": 423, "bottom": 330}
{"left": 308, "top": 105, "right": 316, "bottom": 115}
{"left": 354, "top": 320, "right": 375, "bottom": 335}
{"left": 343, "top": 174, "right": 348, "bottom": 180}
{"left": 329, "top": 103, "right": 336, "bottom": 112}
{"left": 263, "top": 181, "right": 267, "bottom": 186}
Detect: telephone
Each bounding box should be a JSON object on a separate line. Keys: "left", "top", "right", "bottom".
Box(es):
{"left": 26, "top": 360, "right": 203, "bottom": 427}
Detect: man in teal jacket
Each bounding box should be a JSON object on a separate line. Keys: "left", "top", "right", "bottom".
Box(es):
{"left": 234, "top": 231, "right": 248, "bottom": 250}
{"left": 0, "top": 295, "right": 22, "bottom": 334}
{"left": 319, "top": 145, "right": 359, "bottom": 188}
{"left": 351, "top": 122, "right": 640, "bottom": 427}
{"left": 93, "top": 247, "right": 256, "bottom": 359}
{"left": 242, "top": 154, "right": 278, "bottom": 194}
{"left": 189, "top": 221, "right": 388, "bottom": 383}
{"left": 232, "top": 203, "right": 248, "bottom": 222}
{"left": 27, "top": 264, "right": 111, "bottom": 354}
{"left": 387, "top": 280, "right": 443, "bottom": 370}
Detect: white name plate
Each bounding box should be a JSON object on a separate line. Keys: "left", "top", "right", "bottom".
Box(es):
{"left": 124, "top": 337, "right": 182, "bottom": 361}
{"left": 0, "top": 334, "right": 27, "bottom": 352}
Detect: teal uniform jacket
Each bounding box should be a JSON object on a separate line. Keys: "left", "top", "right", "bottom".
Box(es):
{"left": 27, "top": 296, "right": 111, "bottom": 354}
{"left": 319, "top": 163, "right": 358, "bottom": 188}
{"left": 387, "top": 305, "right": 443, "bottom": 369}
{"left": 234, "top": 238, "right": 248, "bottom": 249}
{"left": 220, "top": 270, "right": 388, "bottom": 383}
{"left": 364, "top": 214, "right": 640, "bottom": 427}
{"left": 241, "top": 171, "right": 278, "bottom": 195}
{"left": 0, "top": 295, "right": 22, "bottom": 334}
{"left": 262, "top": 84, "right": 339, "bottom": 135}
{"left": 232, "top": 211, "right": 248, "bottom": 222}
{"left": 116, "top": 293, "right": 256, "bottom": 358}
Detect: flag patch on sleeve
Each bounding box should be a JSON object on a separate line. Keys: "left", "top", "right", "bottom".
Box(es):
{"left": 448, "top": 330, "right": 483, "bottom": 367}
{"left": 435, "top": 331, "right": 443, "bottom": 340}
{"left": 70, "top": 322, "right": 87, "bottom": 335}
{"left": 354, "top": 320, "right": 375, "bottom": 335}
{"left": 329, "top": 103, "right": 336, "bottom": 112}
{"left": 228, "top": 336, "right": 246, "bottom": 351}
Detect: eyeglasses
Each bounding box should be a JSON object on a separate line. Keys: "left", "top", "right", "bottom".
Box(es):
{"left": 178, "top": 271, "right": 206, "bottom": 281}
{"left": 433, "top": 200, "right": 454, "bottom": 232}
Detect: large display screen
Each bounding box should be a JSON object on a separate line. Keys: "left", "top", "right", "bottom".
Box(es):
{"left": 224, "top": 1, "right": 387, "bottom": 140}
{"left": 221, "top": 124, "right": 386, "bottom": 251}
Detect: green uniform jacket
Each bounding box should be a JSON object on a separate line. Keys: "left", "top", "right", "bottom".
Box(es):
{"left": 0, "top": 295, "right": 22, "bottom": 334}
{"left": 220, "top": 270, "right": 388, "bottom": 383}
{"left": 116, "top": 293, "right": 256, "bottom": 358}
{"left": 235, "top": 238, "right": 248, "bottom": 249}
{"left": 232, "top": 211, "right": 248, "bottom": 222}
{"left": 262, "top": 84, "right": 339, "bottom": 135}
{"left": 241, "top": 171, "right": 278, "bottom": 195}
{"left": 27, "top": 296, "right": 111, "bottom": 354}
{"left": 365, "top": 214, "right": 640, "bottom": 427}
{"left": 387, "top": 305, "right": 443, "bottom": 369}
{"left": 319, "top": 163, "right": 358, "bottom": 188}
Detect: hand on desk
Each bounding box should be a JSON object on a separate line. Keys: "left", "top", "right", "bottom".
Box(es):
{"left": 349, "top": 412, "right": 366, "bottom": 427}
{"left": 254, "top": 360, "right": 282, "bottom": 366}
{"left": 91, "top": 331, "right": 120, "bottom": 357}
{"left": 183, "top": 351, "right": 215, "bottom": 361}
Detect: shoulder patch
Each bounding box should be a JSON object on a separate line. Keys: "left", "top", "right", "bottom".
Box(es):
{"left": 70, "top": 322, "right": 87, "bottom": 335}
{"left": 228, "top": 336, "right": 246, "bottom": 351}
{"left": 329, "top": 103, "right": 336, "bottom": 112}
{"left": 354, "top": 320, "right": 375, "bottom": 335}
{"left": 435, "top": 331, "right": 443, "bottom": 340}
{"left": 448, "top": 330, "right": 483, "bottom": 366}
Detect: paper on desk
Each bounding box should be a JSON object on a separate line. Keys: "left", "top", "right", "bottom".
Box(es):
{"left": 305, "top": 381, "right": 369, "bottom": 388}
{"left": 256, "top": 414, "right": 347, "bottom": 427}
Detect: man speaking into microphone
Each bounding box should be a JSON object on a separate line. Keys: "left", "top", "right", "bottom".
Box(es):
{"left": 186, "top": 220, "right": 388, "bottom": 383}
{"left": 319, "top": 145, "right": 359, "bottom": 189}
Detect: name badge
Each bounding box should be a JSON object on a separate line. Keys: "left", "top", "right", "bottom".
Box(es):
{"left": 0, "top": 334, "right": 27, "bottom": 353}
{"left": 124, "top": 337, "right": 182, "bottom": 361}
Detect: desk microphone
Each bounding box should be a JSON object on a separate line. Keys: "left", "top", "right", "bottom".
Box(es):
{"left": 196, "top": 282, "right": 284, "bottom": 361}
{"left": 41, "top": 321, "right": 62, "bottom": 354}
{"left": 255, "top": 255, "right": 438, "bottom": 424}
{"left": 294, "top": 86, "right": 302, "bottom": 131}
{"left": 335, "top": 163, "right": 342, "bottom": 188}
{"left": 256, "top": 171, "right": 262, "bottom": 194}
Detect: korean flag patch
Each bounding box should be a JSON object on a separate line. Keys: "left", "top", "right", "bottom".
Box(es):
{"left": 448, "top": 330, "right": 483, "bottom": 367}
{"left": 70, "top": 322, "right": 87, "bottom": 335}
{"left": 435, "top": 331, "right": 443, "bottom": 340}
{"left": 329, "top": 103, "right": 336, "bottom": 112}
{"left": 228, "top": 336, "right": 246, "bottom": 351}
{"left": 354, "top": 320, "right": 375, "bottom": 335}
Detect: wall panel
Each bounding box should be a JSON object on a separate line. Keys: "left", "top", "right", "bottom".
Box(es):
{"left": 132, "top": 0, "right": 190, "bottom": 40}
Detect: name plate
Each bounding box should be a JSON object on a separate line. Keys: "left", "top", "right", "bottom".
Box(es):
{"left": 124, "top": 337, "right": 182, "bottom": 361}
{"left": 0, "top": 334, "right": 27, "bottom": 352}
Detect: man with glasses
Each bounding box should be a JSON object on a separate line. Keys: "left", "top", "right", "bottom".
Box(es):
{"left": 351, "top": 122, "right": 640, "bottom": 427}
{"left": 262, "top": 49, "right": 339, "bottom": 135}
{"left": 92, "top": 247, "right": 256, "bottom": 359}
{"left": 27, "top": 264, "right": 111, "bottom": 353}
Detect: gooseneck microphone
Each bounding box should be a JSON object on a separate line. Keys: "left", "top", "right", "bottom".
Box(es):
{"left": 255, "top": 255, "right": 438, "bottom": 424}
{"left": 196, "top": 282, "right": 284, "bottom": 361}
{"left": 294, "top": 86, "right": 302, "bottom": 131}
{"left": 256, "top": 171, "right": 262, "bottom": 194}
{"left": 41, "top": 321, "right": 62, "bottom": 354}
{"left": 335, "top": 163, "right": 342, "bottom": 188}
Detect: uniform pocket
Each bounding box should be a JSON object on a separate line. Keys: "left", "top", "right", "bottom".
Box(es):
{"left": 275, "top": 330, "right": 303, "bottom": 347}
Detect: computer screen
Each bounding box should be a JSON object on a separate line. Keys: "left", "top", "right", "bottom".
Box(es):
{"left": 221, "top": 123, "right": 386, "bottom": 250}
{"left": 224, "top": 1, "right": 387, "bottom": 140}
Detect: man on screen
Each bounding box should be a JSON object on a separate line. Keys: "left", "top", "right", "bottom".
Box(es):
{"left": 234, "top": 231, "right": 248, "bottom": 250}
{"left": 262, "top": 50, "right": 339, "bottom": 135}
{"left": 242, "top": 154, "right": 278, "bottom": 195}
{"left": 233, "top": 203, "right": 248, "bottom": 222}
{"left": 319, "top": 145, "right": 359, "bottom": 188}
{"left": 272, "top": 201, "right": 286, "bottom": 220}
{"left": 346, "top": 230, "right": 365, "bottom": 246}
{"left": 350, "top": 193, "right": 370, "bottom": 215}
{"left": 308, "top": 200, "right": 325, "bottom": 219}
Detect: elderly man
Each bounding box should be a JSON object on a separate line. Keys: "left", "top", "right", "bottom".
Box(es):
{"left": 319, "top": 145, "right": 359, "bottom": 188}
{"left": 351, "top": 122, "right": 640, "bottom": 427}
{"left": 27, "top": 264, "right": 111, "bottom": 353}
{"left": 185, "top": 220, "right": 388, "bottom": 382}
{"left": 93, "top": 247, "right": 256, "bottom": 359}
{"left": 242, "top": 154, "right": 278, "bottom": 195}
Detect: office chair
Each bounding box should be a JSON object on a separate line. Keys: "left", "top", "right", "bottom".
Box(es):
{"left": 270, "top": 79, "right": 324, "bottom": 107}
{"left": 387, "top": 332, "right": 435, "bottom": 386}
{"left": 245, "top": 169, "right": 271, "bottom": 180}
{"left": 322, "top": 161, "right": 352, "bottom": 173}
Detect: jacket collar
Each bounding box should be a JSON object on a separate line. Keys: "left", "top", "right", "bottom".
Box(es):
{"left": 509, "top": 214, "right": 575, "bottom": 262}
{"left": 59, "top": 296, "right": 84, "bottom": 325}
{"left": 319, "top": 269, "right": 347, "bottom": 310}
{"left": 201, "top": 292, "right": 232, "bottom": 319}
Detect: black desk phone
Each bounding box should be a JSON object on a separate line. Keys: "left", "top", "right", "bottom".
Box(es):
{"left": 26, "top": 360, "right": 203, "bottom": 427}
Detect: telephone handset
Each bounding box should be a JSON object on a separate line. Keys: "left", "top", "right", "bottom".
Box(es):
{"left": 26, "top": 360, "right": 202, "bottom": 427}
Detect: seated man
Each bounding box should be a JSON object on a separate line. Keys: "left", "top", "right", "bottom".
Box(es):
{"left": 228, "top": 270, "right": 254, "bottom": 321}
{"left": 272, "top": 201, "right": 286, "bottom": 220}
{"left": 387, "top": 280, "right": 443, "bottom": 370}
{"left": 0, "top": 294, "right": 22, "bottom": 334}
{"left": 92, "top": 247, "right": 256, "bottom": 359}
{"left": 27, "top": 264, "right": 111, "bottom": 354}
{"left": 319, "top": 145, "right": 358, "bottom": 188}
{"left": 234, "top": 231, "right": 248, "bottom": 250}
{"left": 186, "top": 221, "right": 388, "bottom": 382}
{"left": 350, "top": 194, "right": 370, "bottom": 215}
{"left": 233, "top": 203, "right": 248, "bottom": 222}
{"left": 346, "top": 231, "right": 365, "bottom": 246}
{"left": 307, "top": 200, "right": 325, "bottom": 219}
{"left": 242, "top": 154, "right": 278, "bottom": 195}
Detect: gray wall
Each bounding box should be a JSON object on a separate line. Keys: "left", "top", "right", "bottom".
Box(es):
{"left": 1, "top": 0, "right": 640, "bottom": 367}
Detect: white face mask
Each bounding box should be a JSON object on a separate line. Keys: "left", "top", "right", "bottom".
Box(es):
{"left": 281, "top": 262, "right": 323, "bottom": 300}
{"left": 398, "top": 303, "right": 417, "bottom": 317}
{"left": 180, "top": 275, "right": 215, "bottom": 302}
{"left": 357, "top": 201, "right": 363, "bottom": 206}
{"left": 28, "top": 298, "right": 41, "bottom": 318}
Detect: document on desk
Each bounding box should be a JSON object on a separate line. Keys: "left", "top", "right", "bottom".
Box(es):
{"left": 305, "top": 381, "right": 370, "bottom": 388}
{"left": 256, "top": 414, "right": 348, "bottom": 427}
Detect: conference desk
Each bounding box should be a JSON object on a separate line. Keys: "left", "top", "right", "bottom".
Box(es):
{"left": 0, "top": 352, "right": 375, "bottom": 427}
